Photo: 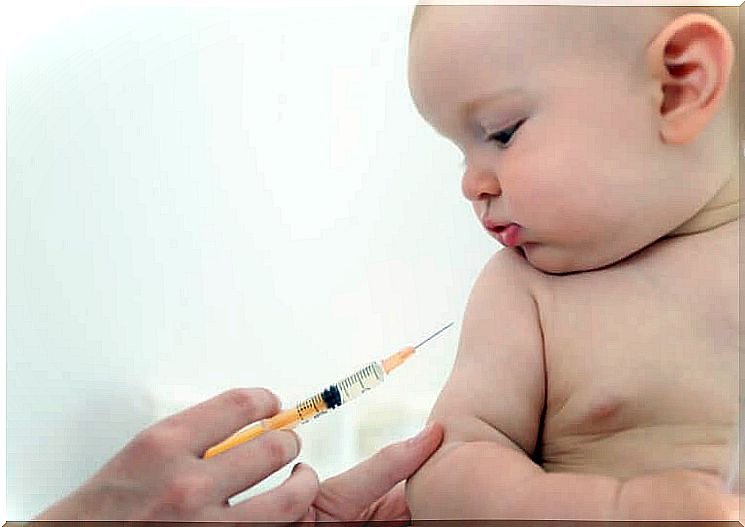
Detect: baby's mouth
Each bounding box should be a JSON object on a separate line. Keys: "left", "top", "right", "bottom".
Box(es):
{"left": 484, "top": 221, "right": 522, "bottom": 247}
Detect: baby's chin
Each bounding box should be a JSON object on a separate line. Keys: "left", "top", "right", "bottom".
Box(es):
{"left": 518, "top": 242, "right": 631, "bottom": 275}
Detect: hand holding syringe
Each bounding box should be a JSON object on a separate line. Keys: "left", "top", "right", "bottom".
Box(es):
{"left": 203, "top": 322, "right": 453, "bottom": 459}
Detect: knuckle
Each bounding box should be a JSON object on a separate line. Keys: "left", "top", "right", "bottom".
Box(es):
{"left": 161, "top": 472, "right": 214, "bottom": 513}
{"left": 264, "top": 434, "right": 294, "bottom": 465}
{"left": 225, "top": 388, "right": 257, "bottom": 413}
{"left": 373, "top": 444, "right": 404, "bottom": 485}
{"left": 258, "top": 387, "right": 279, "bottom": 405}
{"left": 275, "top": 488, "right": 305, "bottom": 517}
{"left": 130, "top": 424, "right": 184, "bottom": 457}
{"left": 224, "top": 387, "right": 277, "bottom": 416}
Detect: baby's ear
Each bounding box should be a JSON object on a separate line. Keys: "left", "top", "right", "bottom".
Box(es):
{"left": 646, "top": 12, "right": 734, "bottom": 144}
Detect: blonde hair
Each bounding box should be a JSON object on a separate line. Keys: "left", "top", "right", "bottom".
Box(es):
{"left": 410, "top": 4, "right": 738, "bottom": 132}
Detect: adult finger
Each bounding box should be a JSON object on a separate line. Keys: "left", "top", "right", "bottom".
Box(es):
{"left": 316, "top": 422, "right": 443, "bottom": 517}
{"left": 208, "top": 429, "right": 301, "bottom": 498}
{"left": 225, "top": 462, "right": 320, "bottom": 523}
{"left": 159, "top": 388, "right": 281, "bottom": 456}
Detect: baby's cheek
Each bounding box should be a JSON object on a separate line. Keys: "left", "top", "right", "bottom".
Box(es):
{"left": 519, "top": 152, "right": 600, "bottom": 236}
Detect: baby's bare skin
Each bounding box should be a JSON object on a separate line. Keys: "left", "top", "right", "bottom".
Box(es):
{"left": 407, "top": 6, "right": 739, "bottom": 520}
{"left": 407, "top": 220, "right": 739, "bottom": 520}
{"left": 405, "top": 4, "right": 739, "bottom": 519}
{"left": 531, "top": 219, "right": 737, "bottom": 480}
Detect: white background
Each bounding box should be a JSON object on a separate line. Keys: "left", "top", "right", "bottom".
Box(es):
{"left": 5, "top": 5, "right": 497, "bottom": 519}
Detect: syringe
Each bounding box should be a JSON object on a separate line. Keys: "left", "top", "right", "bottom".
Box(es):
{"left": 203, "top": 322, "right": 453, "bottom": 459}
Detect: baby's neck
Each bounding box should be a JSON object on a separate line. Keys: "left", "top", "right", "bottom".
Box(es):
{"left": 665, "top": 175, "right": 740, "bottom": 237}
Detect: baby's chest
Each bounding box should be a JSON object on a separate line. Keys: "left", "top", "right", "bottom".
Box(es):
{"left": 536, "top": 260, "right": 738, "bottom": 437}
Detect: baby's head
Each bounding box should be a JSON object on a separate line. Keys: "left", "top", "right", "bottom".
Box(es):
{"left": 408, "top": 5, "right": 739, "bottom": 274}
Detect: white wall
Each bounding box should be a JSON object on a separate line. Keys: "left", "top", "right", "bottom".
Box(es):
{"left": 6, "top": 6, "right": 497, "bottom": 519}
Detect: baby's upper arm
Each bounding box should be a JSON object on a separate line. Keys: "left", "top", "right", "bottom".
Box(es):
{"left": 429, "top": 248, "right": 546, "bottom": 457}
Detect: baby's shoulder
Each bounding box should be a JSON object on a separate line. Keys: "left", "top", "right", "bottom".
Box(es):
{"left": 481, "top": 246, "right": 528, "bottom": 278}
{"left": 465, "top": 248, "right": 545, "bottom": 337}
{"left": 477, "top": 247, "right": 545, "bottom": 295}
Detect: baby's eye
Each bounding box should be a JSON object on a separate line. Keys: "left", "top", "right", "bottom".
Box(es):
{"left": 487, "top": 118, "right": 527, "bottom": 149}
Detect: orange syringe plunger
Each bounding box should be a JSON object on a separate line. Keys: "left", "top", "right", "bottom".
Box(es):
{"left": 381, "top": 346, "right": 415, "bottom": 374}
{"left": 203, "top": 393, "right": 329, "bottom": 458}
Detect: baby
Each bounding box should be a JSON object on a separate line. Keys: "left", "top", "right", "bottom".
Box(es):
{"left": 405, "top": 5, "right": 740, "bottom": 520}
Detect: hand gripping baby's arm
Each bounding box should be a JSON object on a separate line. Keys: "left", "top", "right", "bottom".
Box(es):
{"left": 405, "top": 249, "right": 737, "bottom": 520}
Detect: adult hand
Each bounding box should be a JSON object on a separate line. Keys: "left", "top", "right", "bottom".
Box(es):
{"left": 33, "top": 388, "right": 443, "bottom": 524}
{"left": 294, "top": 420, "right": 444, "bottom": 524}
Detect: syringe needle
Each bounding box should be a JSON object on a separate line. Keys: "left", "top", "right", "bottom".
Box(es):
{"left": 413, "top": 322, "right": 454, "bottom": 349}
{"left": 381, "top": 322, "right": 454, "bottom": 374}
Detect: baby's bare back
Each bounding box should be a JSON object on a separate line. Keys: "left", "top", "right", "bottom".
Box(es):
{"left": 532, "top": 221, "right": 738, "bottom": 481}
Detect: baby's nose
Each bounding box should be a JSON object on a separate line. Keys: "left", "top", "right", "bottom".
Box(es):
{"left": 461, "top": 164, "right": 502, "bottom": 202}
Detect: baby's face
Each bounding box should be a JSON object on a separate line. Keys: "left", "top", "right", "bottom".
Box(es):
{"left": 408, "top": 6, "right": 700, "bottom": 274}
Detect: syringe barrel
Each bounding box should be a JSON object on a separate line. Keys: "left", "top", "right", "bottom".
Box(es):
{"left": 334, "top": 361, "right": 386, "bottom": 404}
{"left": 204, "top": 361, "right": 389, "bottom": 458}
{"left": 280, "top": 361, "right": 388, "bottom": 427}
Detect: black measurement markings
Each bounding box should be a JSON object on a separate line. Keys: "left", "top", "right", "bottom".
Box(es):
{"left": 296, "top": 394, "right": 326, "bottom": 421}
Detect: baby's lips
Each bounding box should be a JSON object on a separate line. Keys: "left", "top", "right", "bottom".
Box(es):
{"left": 482, "top": 218, "right": 512, "bottom": 231}
{"left": 496, "top": 224, "right": 522, "bottom": 247}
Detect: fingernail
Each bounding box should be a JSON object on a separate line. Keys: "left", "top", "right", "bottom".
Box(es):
{"left": 277, "top": 429, "right": 301, "bottom": 457}
{"left": 408, "top": 422, "right": 435, "bottom": 444}
{"left": 261, "top": 388, "right": 281, "bottom": 410}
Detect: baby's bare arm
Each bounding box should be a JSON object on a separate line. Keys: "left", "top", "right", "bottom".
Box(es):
{"left": 406, "top": 248, "right": 552, "bottom": 517}
{"left": 410, "top": 439, "right": 620, "bottom": 518}
{"left": 405, "top": 249, "right": 617, "bottom": 518}
{"left": 405, "top": 249, "right": 737, "bottom": 520}
{"left": 413, "top": 440, "right": 736, "bottom": 519}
